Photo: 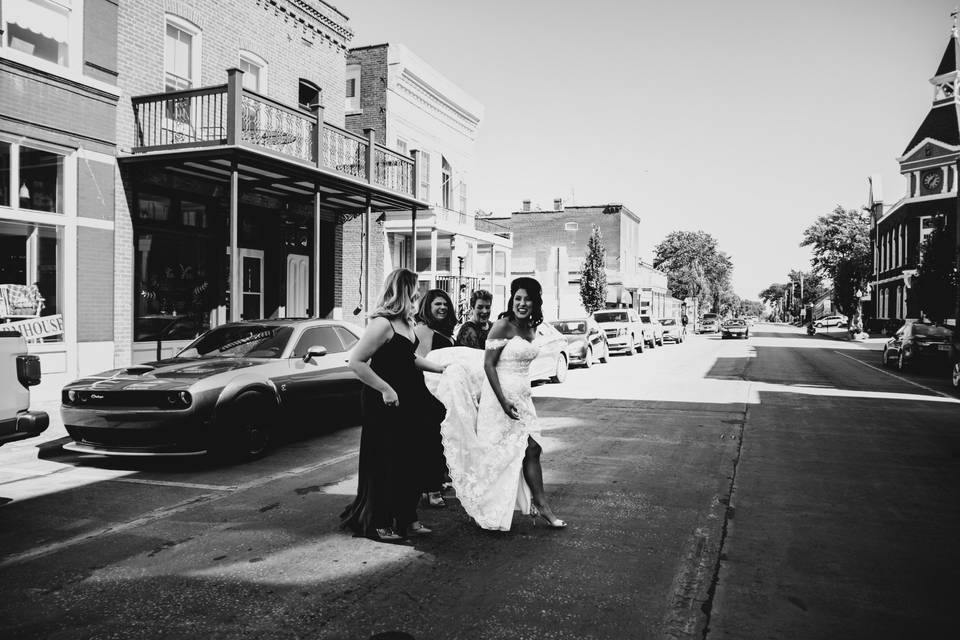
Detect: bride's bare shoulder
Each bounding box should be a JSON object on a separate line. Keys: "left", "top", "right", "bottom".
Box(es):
{"left": 486, "top": 318, "right": 517, "bottom": 340}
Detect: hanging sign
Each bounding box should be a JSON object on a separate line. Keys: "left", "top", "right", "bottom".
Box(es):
{"left": 2, "top": 314, "right": 64, "bottom": 340}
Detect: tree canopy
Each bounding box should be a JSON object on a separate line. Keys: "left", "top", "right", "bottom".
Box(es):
{"left": 653, "top": 231, "right": 733, "bottom": 313}
{"left": 913, "top": 221, "right": 958, "bottom": 324}
{"left": 800, "top": 206, "right": 871, "bottom": 316}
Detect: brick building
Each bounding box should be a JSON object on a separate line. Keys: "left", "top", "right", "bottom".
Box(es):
{"left": 507, "top": 201, "right": 668, "bottom": 320}
{"left": 112, "top": 0, "right": 425, "bottom": 366}
{"left": 345, "top": 43, "right": 512, "bottom": 314}
{"left": 870, "top": 26, "right": 960, "bottom": 326}
{"left": 1, "top": 0, "right": 121, "bottom": 401}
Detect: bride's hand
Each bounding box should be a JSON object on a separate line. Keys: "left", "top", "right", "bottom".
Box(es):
{"left": 502, "top": 401, "right": 520, "bottom": 420}
{"left": 382, "top": 387, "right": 399, "bottom": 407}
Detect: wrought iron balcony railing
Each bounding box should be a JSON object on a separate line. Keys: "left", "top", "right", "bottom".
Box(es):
{"left": 130, "top": 69, "right": 416, "bottom": 197}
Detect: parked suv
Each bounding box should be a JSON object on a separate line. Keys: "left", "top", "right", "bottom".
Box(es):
{"left": 640, "top": 316, "right": 663, "bottom": 347}
{"left": 591, "top": 309, "right": 645, "bottom": 355}
{"left": 814, "top": 315, "right": 848, "bottom": 328}
{"left": 882, "top": 321, "right": 953, "bottom": 371}
{"left": 1, "top": 330, "right": 49, "bottom": 446}
{"left": 951, "top": 329, "right": 960, "bottom": 389}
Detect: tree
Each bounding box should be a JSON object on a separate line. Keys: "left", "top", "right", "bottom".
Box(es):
{"left": 579, "top": 225, "right": 607, "bottom": 314}
{"left": 913, "top": 221, "right": 958, "bottom": 324}
{"left": 800, "top": 206, "right": 872, "bottom": 321}
{"left": 653, "top": 231, "right": 733, "bottom": 313}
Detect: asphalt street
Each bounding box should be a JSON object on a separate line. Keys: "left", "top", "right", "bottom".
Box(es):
{"left": 0, "top": 324, "right": 957, "bottom": 639}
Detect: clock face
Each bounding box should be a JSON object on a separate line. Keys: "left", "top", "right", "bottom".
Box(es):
{"left": 921, "top": 170, "right": 943, "bottom": 192}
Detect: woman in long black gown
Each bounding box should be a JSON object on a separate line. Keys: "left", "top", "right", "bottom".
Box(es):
{"left": 341, "top": 268, "right": 448, "bottom": 542}
{"left": 413, "top": 288, "right": 457, "bottom": 508}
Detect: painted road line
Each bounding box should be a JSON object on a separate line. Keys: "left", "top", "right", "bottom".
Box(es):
{"left": 833, "top": 350, "right": 958, "bottom": 401}
{"left": 107, "top": 478, "right": 238, "bottom": 491}
{"left": 0, "top": 450, "right": 359, "bottom": 568}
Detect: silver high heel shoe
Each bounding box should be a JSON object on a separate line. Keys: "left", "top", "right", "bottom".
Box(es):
{"left": 530, "top": 505, "right": 567, "bottom": 529}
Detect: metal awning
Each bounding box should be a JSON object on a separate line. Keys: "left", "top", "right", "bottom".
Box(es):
{"left": 118, "top": 144, "right": 428, "bottom": 221}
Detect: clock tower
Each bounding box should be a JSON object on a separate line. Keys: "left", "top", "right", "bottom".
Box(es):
{"left": 871, "top": 22, "right": 960, "bottom": 326}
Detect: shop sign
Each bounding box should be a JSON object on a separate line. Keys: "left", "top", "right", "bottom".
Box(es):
{"left": 2, "top": 314, "right": 64, "bottom": 340}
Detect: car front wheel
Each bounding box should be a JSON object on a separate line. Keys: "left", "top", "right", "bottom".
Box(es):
{"left": 550, "top": 354, "right": 568, "bottom": 383}
{"left": 218, "top": 391, "right": 273, "bottom": 461}
{"left": 584, "top": 347, "right": 593, "bottom": 368}
{"left": 897, "top": 351, "right": 907, "bottom": 371}
{"left": 952, "top": 362, "right": 960, "bottom": 388}
{"left": 599, "top": 344, "right": 609, "bottom": 363}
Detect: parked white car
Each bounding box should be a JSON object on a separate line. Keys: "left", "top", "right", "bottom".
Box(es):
{"left": 530, "top": 322, "right": 570, "bottom": 383}
{"left": 814, "top": 315, "right": 847, "bottom": 328}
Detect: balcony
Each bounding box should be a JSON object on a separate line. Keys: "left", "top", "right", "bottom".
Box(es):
{"left": 129, "top": 69, "right": 417, "bottom": 200}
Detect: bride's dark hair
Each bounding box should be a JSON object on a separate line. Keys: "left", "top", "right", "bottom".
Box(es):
{"left": 502, "top": 277, "right": 543, "bottom": 328}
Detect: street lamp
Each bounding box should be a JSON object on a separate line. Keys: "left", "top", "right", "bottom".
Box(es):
{"left": 451, "top": 235, "right": 470, "bottom": 321}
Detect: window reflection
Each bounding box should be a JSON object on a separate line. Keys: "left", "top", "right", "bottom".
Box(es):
{"left": 19, "top": 147, "right": 63, "bottom": 213}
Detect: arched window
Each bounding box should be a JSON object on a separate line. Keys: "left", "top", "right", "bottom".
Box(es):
{"left": 239, "top": 50, "right": 268, "bottom": 93}
{"left": 164, "top": 14, "right": 201, "bottom": 91}
{"left": 299, "top": 79, "right": 321, "bottom": 111}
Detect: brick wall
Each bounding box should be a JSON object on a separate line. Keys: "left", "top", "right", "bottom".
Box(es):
{"left": 113, "top": 0, "right": 353, "bottom": 364}
{"left": 77, "top": 227, "right": 115, "bottom": 341}
{"left": 509, "top": 206, "right": 626, "bottom": 275}
{"left": 78, "top": 159, "right": 115, "bottom": 220}
{"left": 345, "top": 45, "right": 388, "bottom": 144}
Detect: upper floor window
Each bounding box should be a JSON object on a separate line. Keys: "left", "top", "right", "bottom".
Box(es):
{"left": 164, "top": 15, "right": 201, "bottom": 91}
{"left": 419, "top": 151, "right": 430, "bottom": 202}
{"left": 396, "top": 138, "right": 408, "bottom": 155}
{"left": 564, "top": 222, "right": 579, "bottom": 232}
{"left": 3, "top": 0, "right": 77, "bottom": 68}
{"left": 345, "top": 64, "right": 361, "bottom": 112}
{"left": 238, "top": 51, "right": 267, "bottom": 93}
{"left": 441, "top": 157, "right": 452, "bottom": 210}
{"left": 0, "top": 142, "right": 64, "bottom": 213}
{"left": 459, "top": 180, "right": 467, "bottom": 214}
{"left": 298, "top": 79, "right": 321, "bottom": 111}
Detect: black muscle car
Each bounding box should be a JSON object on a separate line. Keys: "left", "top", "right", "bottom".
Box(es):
{"left": 61, "top": 319, "right": 362, "bottom": 460}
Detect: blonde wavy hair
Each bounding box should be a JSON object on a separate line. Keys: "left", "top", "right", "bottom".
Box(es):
{"left": 370, "top": 268, "right": 420, "bottom": 321}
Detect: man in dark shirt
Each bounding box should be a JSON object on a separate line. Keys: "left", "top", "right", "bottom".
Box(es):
{"left": 455, "top": 289, "right": 493, "bottom": 349}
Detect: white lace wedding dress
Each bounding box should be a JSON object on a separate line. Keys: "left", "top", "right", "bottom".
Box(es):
{"left": 428, "top": 337, "right": 540, "bottom": 531}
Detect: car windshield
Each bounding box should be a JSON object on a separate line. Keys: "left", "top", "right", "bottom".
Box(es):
{"left": 640, "top": 317, "right": 651, "bottom": 324}
{"left": 703, "top": 314, "right": 717, "bottom": 320}
{"left": 177, "top": 325, "right": 294, "bottom": 358}
{"left": 913, "top": 324, "right": 952, "bottom": 338}
{"left": 551, "top": 321, "right": 586, "bottom": 335}
{"left": 725, "top": 319, "right": 745, "bottom": 326}
{"left": 660, "top": 319, "right": 676, "bottom": 326}
{"left": 594, "top": 311, "right": 628, "bottom": 323}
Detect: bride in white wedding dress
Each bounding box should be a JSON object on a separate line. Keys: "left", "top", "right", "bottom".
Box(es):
{"left": 433, "top": 277, "right": 567, "bottom": 532}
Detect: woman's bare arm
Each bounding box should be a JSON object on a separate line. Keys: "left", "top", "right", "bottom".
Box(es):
{"left": 484, "top": 319, "right": 519, "bottom": 419}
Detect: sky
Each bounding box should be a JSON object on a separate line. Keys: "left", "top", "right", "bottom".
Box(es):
{"left": 333, "top": 0, "right": 958, "bottom": 299}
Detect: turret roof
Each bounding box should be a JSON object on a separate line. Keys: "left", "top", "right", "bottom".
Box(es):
{"left": 935, "top": 35, "right": 960, "bottom": 76}
{"left": 903, "top": 103, "right": 960, "bottom": 154}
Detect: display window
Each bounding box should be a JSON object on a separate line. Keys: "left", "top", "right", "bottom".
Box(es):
{"left": 0, "top": 142, "right": 65, "bottom": 213}
{"left": 134, "top": 192, "right": 216, "bottom": 342}
{"left": 0, "top": 221, "right": 63, "bottom": 342}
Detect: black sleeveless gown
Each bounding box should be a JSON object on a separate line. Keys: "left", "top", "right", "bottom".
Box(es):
{"left": 341, "top": 330, "right": 446, "bottom": 538}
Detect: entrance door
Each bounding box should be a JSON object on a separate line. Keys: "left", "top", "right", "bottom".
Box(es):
{"left": 239, "top": 248, "right": 264, "bottom": 320}
{"left": 286, "top": 254, "right": 309, "bottom": 318}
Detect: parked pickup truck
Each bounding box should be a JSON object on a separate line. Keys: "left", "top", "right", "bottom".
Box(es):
{"left": 1, "top": 330, "right": 49, "bottom": 446}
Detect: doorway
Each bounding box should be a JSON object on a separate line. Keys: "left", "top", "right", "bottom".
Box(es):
{"left": 238, "top": 248, "right": 264, "bottom": 320}
{"left": 286, "top": 254, "right": 309, "bottom": 318}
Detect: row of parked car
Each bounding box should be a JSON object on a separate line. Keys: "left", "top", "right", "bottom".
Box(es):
{"left": 880, "top": 319, "right": 960, "bottom": 389}
{"left": 51, "top": 309, "right": 687, "bottom": 462}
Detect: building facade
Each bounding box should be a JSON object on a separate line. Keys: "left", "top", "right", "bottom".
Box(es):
{"left": 871, "top": 28, "right": 960, "bottom": 327}
{"left": 1, "top": 0, "right": 121, "bottom": 401}
{"left": 508, "top": 202, "right": 663, "bottom": 320}
{"left": 113, "top": 0, "right": 425, "bottom": 367}
{"left": 345, "top": 43, "right": 511, "bottom": 314}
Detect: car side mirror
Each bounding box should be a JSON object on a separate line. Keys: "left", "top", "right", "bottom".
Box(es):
{"left": 303, "top": 345, "right": 327, "bottom": 362}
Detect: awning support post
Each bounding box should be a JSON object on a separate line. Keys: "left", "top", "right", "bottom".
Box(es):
{"left": 229, "top": 162, "right": 240, "bottom": 322}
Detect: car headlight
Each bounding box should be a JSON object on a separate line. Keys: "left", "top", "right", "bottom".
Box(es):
{"left": 617, "top": 328, "right": 628, "bottom": 336}
{"left": 63, "top": 389, "right": 77, "bottom": 404}
{"left": 165, "top": 391, "right": 192, "bottom": 408}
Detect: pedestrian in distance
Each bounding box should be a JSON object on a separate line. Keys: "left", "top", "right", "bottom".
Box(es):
{"left": 455, "top": 289, "right": 493, "bottom": 349}
{"left": 412, "top": 288, "right": 457, "bottom": 508}
{"left": 341, "top": 268, "right": 448, "bottom": 543}
{"left": 435, "top": 276, "right": 567, "bottom": 531}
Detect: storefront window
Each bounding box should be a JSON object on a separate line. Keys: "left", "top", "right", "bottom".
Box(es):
{"left": 19, "top": 147, "right": 64, "bottom": 213}
{"left": 0, "top": 143, "right": 10, "bottom": 207}
{"left": 4, "top": 0, "right": 74, "bottom": 67}
{"left": 0, "top": 221, "right": 63, "bottom": 342}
